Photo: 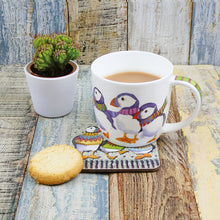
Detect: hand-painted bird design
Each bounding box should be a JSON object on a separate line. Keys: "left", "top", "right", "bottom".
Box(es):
{"left": 128, "top": 144, "right": 154, "bottom": 160}
{"left": 133, "top": 100, "right": 167, "bottom": 143}
{"left": 93, "top": 87, "right": 118, "bottom": 138}
{"left": 100, "top": 141, "right": 127, "bottom": 160}
{"left": 110, "top": 93, "right": 140, "bottom": 144}
{"left": 72, "top": 126, "right": 103, "bottom": 159}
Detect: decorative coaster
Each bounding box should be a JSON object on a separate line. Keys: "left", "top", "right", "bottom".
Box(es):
{"left": 72, "top": 126, "right": 160, "bottom": 172}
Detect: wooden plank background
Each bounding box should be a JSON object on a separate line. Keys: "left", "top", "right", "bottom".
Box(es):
{"left": 175, "top": 65, "right": 220, "bottom": 220}
{"left": 0, "top": 65, "right": 38, "bottom": 219}
{"left": 190, "top": 0, "right": 220, "bottom": 65}
{"left": 0, "top": 0, "right": 219, "bottom": 65}
{"left": 128, "top": 0, "right": 192, "bottom": 64}
{"left": 0, "top": 0, "right": 66, "bottom": 65}
{"left": 67, "top": 0, "right": 128, "bottom": 64}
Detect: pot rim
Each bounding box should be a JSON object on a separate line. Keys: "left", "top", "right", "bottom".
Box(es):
{"left": 24, "top": 60, "right": 79, "bottom": 81}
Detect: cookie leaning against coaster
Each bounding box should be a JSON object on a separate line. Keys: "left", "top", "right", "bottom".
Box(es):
{"left": 28, "top": 145, "right": 83, "bottom": 185}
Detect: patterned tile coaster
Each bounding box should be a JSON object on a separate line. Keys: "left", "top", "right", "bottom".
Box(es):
{"left": 72, "top": 126, "right": 160, "bottom": 172}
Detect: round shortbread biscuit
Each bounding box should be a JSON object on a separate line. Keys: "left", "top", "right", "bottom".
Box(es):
{"left": 28, "top": 145, "right": 83, "bottom": 185}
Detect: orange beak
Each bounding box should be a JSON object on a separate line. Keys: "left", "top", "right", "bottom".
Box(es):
{"left": 110, "top": 98, "right": 119, "bottom": 107}
{"left": 133, "top": 111, "right": 140, "bottom": 119}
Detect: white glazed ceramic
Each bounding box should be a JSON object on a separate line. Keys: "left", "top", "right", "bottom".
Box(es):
{"left": 91, "top": 51, "right": 202, "bottom": 147}
{"left": 24, "top": 60, "right": 79, "bottom": 118}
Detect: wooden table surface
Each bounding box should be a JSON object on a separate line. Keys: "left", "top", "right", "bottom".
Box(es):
{"left": 0, "top": 65, "right": 220, "bottom": 220}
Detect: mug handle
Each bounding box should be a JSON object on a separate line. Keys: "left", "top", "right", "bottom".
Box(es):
{"left": 160, "top": 75, "right": 202, "bottom": 133}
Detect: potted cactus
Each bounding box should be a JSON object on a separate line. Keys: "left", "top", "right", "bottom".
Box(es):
{"left": 24, "top": 34, "right": 80, "bottom": 117}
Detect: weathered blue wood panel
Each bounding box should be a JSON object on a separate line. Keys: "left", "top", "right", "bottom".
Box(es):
{"left": 0, "top": 0, "right": 66, "bottom": 65}
{"left": 31, "top": 0, "right": 66, "bottom": 35}
{"left": 128, "top": 0, "right": 192, "bottom": 65}
{"left": 190, "top": 0, "right": 220, "bottom": 65}
{"left": 0, "top": 65, "right": 38, "bottom": 219}
{"left": 0, "top": 0, "right": 29, "bottom": 64}
{"left": 0, "top": 0, "right": 219, "bottom": 65}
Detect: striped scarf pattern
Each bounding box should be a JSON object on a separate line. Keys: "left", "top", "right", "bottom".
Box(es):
{"left": 120, "top": 107, "right": 139, "bottom": 116}
{"left": 141, "top": 98, "right": 167, "bottom": 127}
{"left": 94, "top": 102, "right": 107, "bottom": 112}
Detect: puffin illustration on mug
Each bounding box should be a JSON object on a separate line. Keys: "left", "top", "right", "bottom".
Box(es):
{"left": 93, "top": 87, "right": 168, "bottom": 144}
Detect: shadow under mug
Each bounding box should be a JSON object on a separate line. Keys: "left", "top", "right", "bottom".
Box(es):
{"left": 91, "top": 51, "right": 202, "bottom": 147}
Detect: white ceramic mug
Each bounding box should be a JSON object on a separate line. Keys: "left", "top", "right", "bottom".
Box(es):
{"left": 91, "top": 51, "right": 202, "bottom": 147}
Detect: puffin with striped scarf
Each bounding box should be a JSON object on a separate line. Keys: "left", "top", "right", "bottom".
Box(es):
{"left": 110, "top": 93, "right": 140, "bottom": 144}
{"left": 72, "top": 126, "right": 103, "bottom": 159}
{"left": 133, "top": 99, "right": 167, "bottom": 142}
{"left": 93, "top": 87, "right": 117, "bottom": 138}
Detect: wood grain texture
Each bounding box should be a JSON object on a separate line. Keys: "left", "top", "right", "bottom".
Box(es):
{"left": 0, "top": 65, "right": 38, "bottom": 219}
{"left": 190, "top": 0, "right": 220, "bottom": 65}
{"left": 175, "top": 65, "right": 220, "bottom": 220}
{"left": 0, "top": 0, "right": 32, "bottom": 64}
{"left": 1, "top": 0, "right": 220, "bottom": 66}
{"left": 128, "top": 0, "right": 192, "bottom": 64}
{"left": 109, "top": 88, "right": 200, "bottom": 220}
{"left": 67, "top": 0, "right": 127, "bottom": 64}
{"left": 15, "top": 66, "right": 109, "bottom": 220}
{"left": 0, "top": 0, "right": 66, "bottom": 65}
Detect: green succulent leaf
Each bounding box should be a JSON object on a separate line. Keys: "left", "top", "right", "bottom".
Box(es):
{"left": 33, "top": 35, "right": 49, "bottom": 49}
{"left": 33, "top": 44, "right": 54, "bottom": 71}
{"left": 54, "top": 49, "right": 68, "bottom": 70}
{"left": 32, "top": 34, "right": 79, "bottom": 77}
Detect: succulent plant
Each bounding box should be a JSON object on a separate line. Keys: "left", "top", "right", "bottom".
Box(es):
{"left": 32, "top": 34, "right": 79, "bottom": 77}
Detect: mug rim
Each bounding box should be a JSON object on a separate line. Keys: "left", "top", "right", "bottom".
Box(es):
{"left": 91, "top": 50, "right": 173, "bottom": 86}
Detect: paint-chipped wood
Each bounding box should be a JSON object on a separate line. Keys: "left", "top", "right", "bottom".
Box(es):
{"left": 0, "top": 65, "right": 38, "bottom": 219}
{"left": 109, "top": 89, "right": 200, "bottom": 220}
{"left": 0, "top": 0, "right": 66, "bottom": 65}
{"left": 190, "top": 0, "right": 220, "bottom": 65}
{"left": 0, "top": 0, "right": 220, "bottom": 65}
{"left": 128, "top": 0, "right": 192, "bottom": 64}
{"left": 66, "top": 0, "right": 127, "bottom": 64}
{"left": 175, "top": 65, "right": 220, "bottom": 220}
{"left": 15, "top": 66, "right": 109, "bottom": 220}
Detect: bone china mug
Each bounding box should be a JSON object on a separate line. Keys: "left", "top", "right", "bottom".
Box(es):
{"left": 91, "top": 51, "right": 202, "bottom": 147}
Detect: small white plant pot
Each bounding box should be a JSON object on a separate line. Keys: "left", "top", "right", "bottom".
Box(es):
{"left": 24, "top": 60, "right": 79, "bottom": 118}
